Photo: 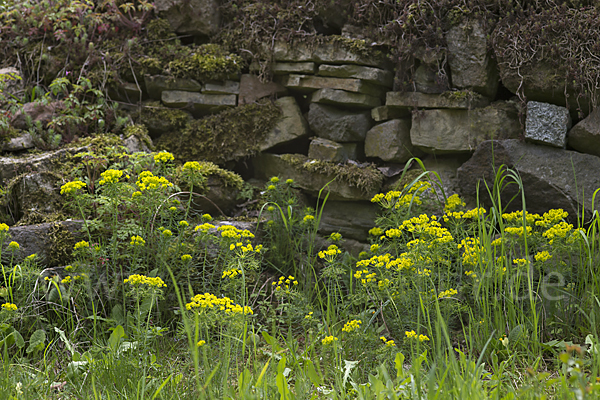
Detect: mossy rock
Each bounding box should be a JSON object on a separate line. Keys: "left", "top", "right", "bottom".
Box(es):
{"left": 168, "top": 44, "right": 243, "bottom": 83}
{"left": 156, "top": 101, "right": 281, "bottom": 164}
{"left": 254, "top": 153, "right": 384, "bottom": 201}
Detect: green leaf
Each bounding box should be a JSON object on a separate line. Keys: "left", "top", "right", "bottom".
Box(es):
{"left": 108, "top": 325, "right": 125, "bottom": 353}
{"left": 303, "top": 359, "right": 322, "bottom": 387}
{"left": 26, "top": 329, "right": 46, "bottom": 354}
{"left": 54, "top": 327, "right": 76, "bottom": 355}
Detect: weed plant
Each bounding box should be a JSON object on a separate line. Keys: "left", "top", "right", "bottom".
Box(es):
{"left": 1, "top": 156, "right": 600, "bottom": 398}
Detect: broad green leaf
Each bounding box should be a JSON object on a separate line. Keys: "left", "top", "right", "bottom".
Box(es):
{"left": 26, "top": 329, "right": 46, "bottom": 354}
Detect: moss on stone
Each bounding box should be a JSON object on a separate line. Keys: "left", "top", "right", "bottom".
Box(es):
{"left": 156, "top": 101, "right": 281, "bottom": 164}
{"left": 123, "top": 124, "right": 154, "bottom": 151}
{"left": 168, "top": 44, "right": 243, "bottom": 83}
{"left": 47, "top": 222, "right": 77, "bottom": 266}
{"left": 138, "top": 102, "right": 191, "bottom": 138}
{"left": 280, "top": 154, "right": 384, "bottom": 194}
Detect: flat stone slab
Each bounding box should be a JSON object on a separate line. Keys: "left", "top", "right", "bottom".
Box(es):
{"left": 319, "top": 200, "right": 379, "bottom": 241}
{"left": 410, "top": 102, "right": 522, "bottom": 154}
{"left": 161, "top": 90, "right": 236, "bottom": 110}
{"left": 457, "top": 140, "right": 600, "bottom": 219}
{"left": 386, "top": 91, "right": 490, "bottom": 109}
{"left": 371, "top": 106, "right": 410, "bottom": 122}
{"left": 308, "top": 137, "right": 359, "bottom": 162}
{"left": 271, "top": 40, "right": 390, "bottom": 69}
{"left": 525, "top": 101, "right": 571, "bottom": 148}
{"left": 282, "top": 75, "right": 385, "bottom": 97}
{"left": 317, "top": 64, "right": 393, "bottom": 87}
{"left": 2, "top": 133, "right": 34, "bottom": 151}
{"left": 202, "top": 80, "right": 240, "bottom": 95}
{"left": 238, "top": 74, "right": 287, "bottom": 105}
{"left": 272, "top": 62, "right": 316, "bottom": 75}
{"left": 311, "top": 88, "right": 381, "bottom": 109}
{"left": 144, "top": 75, "right": 202, "bottom": 100}
{"left": 253, "top": 153, "right": 382, "bottom": 201}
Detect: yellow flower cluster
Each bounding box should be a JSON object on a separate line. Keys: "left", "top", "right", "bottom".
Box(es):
{"left": 504, "top": 226, "right": 532, "bottom": 237}
{"left": 354, "top": 269, "right": 377, "bottom": 284}
{"left": 130, "top": 235, "right": 145, "bottom": 246}
{"left": 502, "top": 210, "right": 540, "bottom": 225}
{"left": 342, "top": 319, "right": 362, "bottom": 333}
{"left": 465, "top": 270, "right": 477, "bottom": 278}
{"left": 542, "top": 221, "right": 573, "bottom": 244}
{"left": 74, "top": 240, "right": 89, "bottom": 250}
{"left": 8, "top": 241, "right": 19, "bottom": 250}
{"left": 270, "top": 176, "right": 279, "bottom": 183}
{"left": 534, "top": 251, "right": 552, "bottom": 262}
{"left": 196, "top": 340, "right": 206, "bottom": 347}
{"left": 370, "top": 244, "right": 379, "bottom": 253}
{"left": 181, "top": 254, "right": 192, "bottom": 262}
{"left": 195, "top": 223, "right": 215, "bottom": 233}
{"left": 179, "top": 220, "right": 189, "bottom": 227}
{"left": 438, "top": 288, "right": 458, "bottom": 298}
{"left": 513, "top": 258, "right": 529, "bottom": 268}
{"left": 162, "top": 229, "right": 173, "bottom": 237}
{"left": 183, "top": 161, "right": 201, "bottom": 171}
{"left": 536, "top": 209, "right": 568, "bottom": 228}
{"left": 444, "top": 194, "right": 465, "bottom": 212}
{"left": 303, "top": 215, "right": 315, "bottom": 223}
{"left": 318, "top": 244, "right": 341, "bottom": 262}
{"left": 417, "top": 268, "right": 431, "bottom": 277}
{"left": 132, "top": 191, "right": 142, "bottom": 200}
{"left": 98, "top": 169, "right": 123, "bottom": 185}
{"left": 356, "top": 253, "right": 413, "bottom": 271}
{"left": 405, "top": 330, "right": 430, "bottom": 342}
{"left": 458, "top": 237, "right": 483, "bottom": 266}
{"left": 60, "top": 180, "right": 86, "bottom": 195}
{"left": 329, "top": 232, "right": 342, "bottom": 241}
{"left": 0, "top": 223, "right": 8, "bottom": 232}
{"left": 380, "top": 336, "right": 396, "bottom": 347}
{"left": 136, "top": 171, "right": 173, "bottom": 191}
{"left": 218, "top": 225, "right": 254, "bottom": 240}
{"left": 369, "top": 227, "right": 383, "bottom": 237}
{"left": 321, "top": 335, "right": 338, "bottom": 345}
{"left": 124, "top": 274, "right": 166, "bottom": 288}
{"left": 444, "top": 207, "right": 487, "bottom": 220}
{"left": 222, "top": 268, "right": 241, "bottom": 279}
{"left": 229, "top": 242, "right": 263, "bottom": 254}
{"left": 154, "top": 151, "right": 175, "bottom": 163}
{"left": 370, "top": 184, "right": 430, "bottom": 210}
{"left": 1, "top": 303, "right": 17, "bottom": 312}
{"left": 272, "top": 275, "right": 298, "bottom": 291}
{"left": 185, "top": 293, "right": 253, "bottom": 315}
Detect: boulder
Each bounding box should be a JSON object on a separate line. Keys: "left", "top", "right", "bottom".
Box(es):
{"left": 311, "top": 88, "right": 381, "bottom": 109}
{"left": 161, "top": 90, "right": 236, "bottom": 112}
{"left": 253, "top": 153, "right": 382, "bottom": 201}
{"left": 308, "top": 103, "right": 373, "bottom": 142}
{"left": 281, "top": 74, "right": 385, "bottom": 97}
{"left": 2, "top": 133, "right": 34, "bottom": 152}
{"left": 272, "top": 40, "right": 390, "bottom": 69}
{"left": 202, "top": 80, "right": 240, "bottom": 95}
{"left": 386, "top": 91, "right": 490, "bottom": 110}
{"left": 187, "top": 176, "right": 241, "bottom": 216}
{"left": 272, "top": 62, "right": 317, "bottom": 75}
{"left": 446, "top": 20, "right": 499, "bottom": 98}
{"left": 371, "top": 106, "right": 410, "bottom": 122}
{"left": 568, "top": 107, "right": 600, "bottom": 157}
{"left": 319, "top": 201, "right": 379, "bottom": 241}
{"left": 11, "top": 101, "right": 63, "bottom": 130}
{"left": 260, "top": 97, "right": 310, "bottom": 152}
{"left": 525, "top": 101, "right": 571, "bottom": 148}
{"left": 0, "top": 146, "right": 86, "bottom": 185}
{"left": 457, "top": 140, "right": 600, "bottom": 219}
{"left": 317, "top": 64, "right": 393, "bottom": 87}
{"left": 365, "top": 119, "right": 419, "bottom": 163}
{"left": 410, "top": 101, "right": 522, "bottom": 154}
{"left": 308, "top": 138, "right": 359, "bottom": 162}
{"left": 144, "top": 75, "right": 202, "bottom": 100}
{"left": 154, "top": 0, "right": 220, "bottom": 37}
{"left": 7, "top": 220, "right": 84, "bottom": 265}
{"left": 9, "top": 172, "right": 63, "bottom": 224}
{"left": 238, "top": 74, "right": 288, "bottom": 105}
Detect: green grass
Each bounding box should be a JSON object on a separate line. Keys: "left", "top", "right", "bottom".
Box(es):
{"left": 1, "top": 154, "right": 600, "bottom": 399}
